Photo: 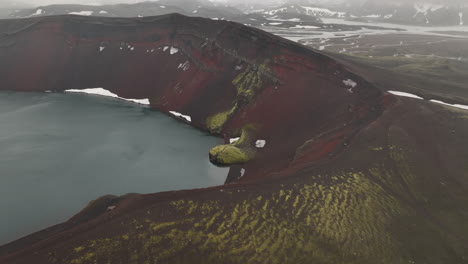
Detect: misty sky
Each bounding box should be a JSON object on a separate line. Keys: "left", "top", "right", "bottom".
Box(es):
{"left": 4, "top": 0, "right": 465, "bottom": 8}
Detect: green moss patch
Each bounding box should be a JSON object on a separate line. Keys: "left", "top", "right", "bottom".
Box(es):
{"left": 232, "top": 65, "right": 267, "bottom": 101}
{"left": 208, "top": 125, "right": 257, "bottom": 166}
{"left": 206, "top": 109, "right": 234, "bottom": 134}
{"left": 209, "top": 145, "right": 251, "bottom": 166}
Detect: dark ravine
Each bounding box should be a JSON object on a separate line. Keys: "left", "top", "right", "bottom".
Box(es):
{"left": 0, "top": 14, "right": 467, "bottom": 264}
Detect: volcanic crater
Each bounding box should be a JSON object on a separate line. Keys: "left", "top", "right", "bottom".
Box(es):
{"left": 0, "top": 13, "right": 467, "bottom": 264}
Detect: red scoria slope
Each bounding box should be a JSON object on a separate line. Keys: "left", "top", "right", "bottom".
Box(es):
{"left": 0, "top": 13, "right": 384, "bottom": 181}
{"left": 1, "top": 14, "right": 468, "bottom": 264}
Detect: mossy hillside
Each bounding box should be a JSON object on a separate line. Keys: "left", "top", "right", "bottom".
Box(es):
{"left": 232, "top": 64, "right": 268, "bottom": 101}
{"left": 61, "top": 145, "right": 468, "bottom": 264}
{"left": 205, "top": 63, "right": 272, "bottom": 134}
{"left": 64, "top": 171, "right": 407, "bottom": 264}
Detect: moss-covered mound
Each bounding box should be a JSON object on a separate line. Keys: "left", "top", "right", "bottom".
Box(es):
{"left": 209, "top": 125, "right": 257, "bottom": 166}
{"left": 209, "top": 145, "right": 251, "bottom": 166}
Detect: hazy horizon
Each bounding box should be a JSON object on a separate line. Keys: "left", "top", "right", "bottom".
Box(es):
{"left": 4, "top": 0, "right": 466, "bottom": 8}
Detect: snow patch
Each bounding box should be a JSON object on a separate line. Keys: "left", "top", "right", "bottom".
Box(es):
{"left": 31, "top": 9, "right": 43, "bottom": 16}
{"left": 177, "top": 61, "right": 190, "bottom": 71}
{"left": 99, "top": 46, "right": 105, "bottom": 52}
{"left": 301, "top": 6, "right": 345, "bottom": 18}
{"left": 292, "top": 25, "right": 320, "bottom": 29}
{"left": 343, "top": 79, "right": 357, "bottom": 88}
{"left": 65, "top": 88, "right": 150, "bottom": 105}
{"left": 414, "top": 3, "right": 444, "bottom": 14}
{"left": 99, "top": 10, "right": 108, "bottom": 14}
{"left": 69, "top": 11, "right": 93, "bottom": 16}
{"left": 388, "top": 91, "right": 423, "bottom": 100}
{"left": 363, "top": 14, "right": 381, "bottom": 18}
{"left": 460, "top": 12, "right": 464, "bottom": 26}
{"left": 163, "top": 46, "right": 169, "bottom": 52}
{"left": 269, "top": 22, "right": 283, "bottom": 25}
{"left": 169, "top": 111, "right": 192, "bottom": 122}
{"left": 430, "top": 100, "right": 468, "bottom": 111}
{"left": 263, "top": 7, "right": 287, "bottom": 16}
{"left": 170, "top": 47, "right": 179, "bottom": 55}
{"left": 230, "top": 137, "right": 240, "bottom": 144}
{"left": 255, "top": 140, "right": 266, "bottom": 148}
{"left": 240, "top": 168, "right": 246, "bottom": 177}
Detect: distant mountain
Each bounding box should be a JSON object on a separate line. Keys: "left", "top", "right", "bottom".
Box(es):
{"left": 0, "top": 0, "right": 31, "bottom": 19}
{"left": 282, "top": 0, "right": 468, "bottom": 26}
{"left": 236, "top": 0, "right": 467, "bottom": 26}
{"left": 259, "top": 4, "right": 344, "bottom": 19}
{"left": 348, "top": 1, "right": 468, "bottom": 26}
{"left": 9, "top": 0, "right": 244, "bottom": 21}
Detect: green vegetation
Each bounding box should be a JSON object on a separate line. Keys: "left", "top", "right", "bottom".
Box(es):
{"left": 206, "top": 105, "right": 237, "bottom": 134}
{"left": 208, "top": 125, "right": 256, "bottom": 166}
{"left": 232, "top": 64, "right": 268, "bottom": 101}
{"left": 61, "top": 145, "right": 466, "bottom": 264}
{"left": 65, "top": 169, "right": 404, "bottom": 264}
{"left": 209, "top": 144, "right": 251, "bottom": 165}
{"left": 205, "top": 63, "right": 272, "bottom": 134}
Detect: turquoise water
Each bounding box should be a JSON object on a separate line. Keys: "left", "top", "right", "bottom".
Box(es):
{"left": 0, "top": 91, "right": 227, "bottom": 245}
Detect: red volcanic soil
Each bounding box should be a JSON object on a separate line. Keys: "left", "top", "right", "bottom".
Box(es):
{"left": 1, "top": 14, "right": 468, "bottom": 264}
{"left": 0, "top": 13, "right": 384, "bottom": 182}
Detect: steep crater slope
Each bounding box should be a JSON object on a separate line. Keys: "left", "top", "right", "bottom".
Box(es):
{"left": 1, "top": 14, "right": 468, "bottom": 264}
{"left": 0, "top": 13, "right": 384, "bottom": 182}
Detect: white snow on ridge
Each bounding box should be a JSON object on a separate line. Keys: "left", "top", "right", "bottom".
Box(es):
{"left": 177, "top": 61, "right": 190, "bottom": 71}
{"left": 414, "top": 3, "right": 444, "bottom": 15}
{"left": 169, "top": 111, "right": 192, "bottom": 122}
{"left": 388, "top": 91, "right": 423, "bottom": 100}
{"left": 256, "top": 140, "right": 266, "bottom": 148}
{"left": 388, "top": 91, "right": 468, "bottom": 111}
{"left": 69, "top": 11, "right": 94, "bottom": 16}
{"left": 65, "top": 88, "right": 150, "bottom": 105}
{"left": 162, "top": 46, "right": 179, "bottom": 55}
{"left": 292, "top": 25, "right": 320, "bottom": 29}
{"left": 170, "top": 47, "right": 179, "bottom": 55}
{"left": 430, "top": 100, "right": 468, "bottom": 110}
{"left": 343, "top": 79, "right": 357, "bottom": 88}
{"left": 301, "top": 6, "right": 345, "bottom": 18}
{"left": 230, "top": 137, "right": 240, "bottom": 144}
{"left": 363, "top": 14, "right": 381, "bottom": 18}
{"left": 263, "top": 7, "right": 288, "bottom": 16}
{"left": 240, "top": 168, "right": 246, "bottom": 177}
{"left": 31, "top": 9, "right": 43, "bottom": 16}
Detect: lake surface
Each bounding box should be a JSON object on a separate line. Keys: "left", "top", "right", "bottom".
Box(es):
{"left": 0, "top": 91, "right": 228, "bottom": 245}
